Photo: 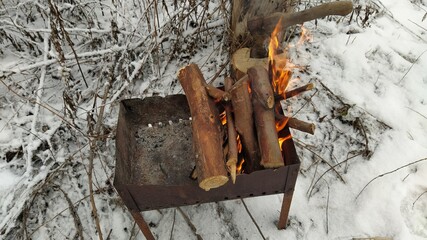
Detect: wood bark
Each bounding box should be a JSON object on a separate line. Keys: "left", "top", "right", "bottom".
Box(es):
{"left": 276, "top": 114, "right": 316, "bottom": 135}
{"left": 178, "top": 63, "right": 228, "bottom": 191}
{"left": 287, "top": 117, "right": 315, "bottom": 135}
{"left": 248, "top": 66, "right": 284, "bottom": 168}
{"left": 231, "top": 0, "right": 296, "bottom": 50}
{"left": 248, "top": 1, "right": 353, "bottom": 37}
{"left": 230, "top": 75, "right": 261, "bottom": 172}
{"left": 224, "top": 77, "right": 238, "bottom": 183}
{"left": 205, "top": 84, "right": 231, "bottom": 102}
{"left": 230, "top": 0, "right": 296, "bottom": 78}
{"left": 275, "top": 83, "right": 315, "bottom": 101}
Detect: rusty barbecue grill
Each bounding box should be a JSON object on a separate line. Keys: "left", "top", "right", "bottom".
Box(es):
{"left": 114, "top": 94, "right": 300, "bottom": 240}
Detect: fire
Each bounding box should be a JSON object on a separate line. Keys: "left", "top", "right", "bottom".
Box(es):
{"left": 219, "top": 111, "right": 227, "bottom": 125}
{"left": 268, "top": 21, "right": 311, "bottom": 99}
{"left": 268, "top": 17, "right": 293, "bottom": 98}
{"left": 278, "top": 134, "right": 292, "bottom": 150}
{"left": 268, "top": 20, "right": 311, "bottom": 154}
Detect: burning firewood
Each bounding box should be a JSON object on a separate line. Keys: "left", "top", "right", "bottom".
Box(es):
{"left": 276, "top": 83, "right": 315, "bottom": 100}
{"left": 276, "top": 114, "right": 316, "bottom": 135}
{"left": 248, "top": 66, "right": 284, "bottom": 168}
{"left": 224, "top": 77, "right": 238, "bottom": 183}
{"left": 288, "top": 117, "right": 315, "bottom": 135}
{"left": 229, "top": 75, "right": 261, "bottom": 172}
{"left": 178, "top": 63, "right": 229, "bottom": 191}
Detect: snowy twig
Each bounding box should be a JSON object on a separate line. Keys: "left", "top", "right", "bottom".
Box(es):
{"left": 406, "top": 106, "right": 427, "bottom": 121}
{"left": 308, "top": 152, "right": 363, "bottom": 198}
{"left": 398, "top": 49, "right": 427, "bottom": 85}
{"left": 25, "top": 32, "right": 49, "bottom": 176}
{"left": 54, "top": 185, "right": 85, "bottom": 240}
{"left": 325, "top": 181, "right": 330, "bottom": 234}
{"left": 169, "top": 209, "right": 177, "bottom": 240}
{"left": 176, "top": 207, "right": 203, "bottom": 240}
{"left": 0, "top": 77, "right": 86, "bottom": 137}
{"left": 356, "top": 157, "right": 427, "bottom": 200}
{"left": 241, "top": 199, "right": 266, "bottom": 240}
{"left": 412, "top": 189, "right": 427, "bottom": 209}
{"left": 295, "top": 139, "right": 346, "bottom": 184}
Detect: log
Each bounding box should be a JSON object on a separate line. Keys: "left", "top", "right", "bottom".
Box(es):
{"left": 276, "top": 114, "right": 316, "bottom": 135}
{"left": 275, "top": 83, "right": 315, "bottom": 101}
{"left": 224, "top": 77, "right": 238, "bottom": 183}
{"left": 178, "top": 63, "right": 228, "bottom": 191}
{"left": 248, "top": 1, "right": 353, "bottom": 37}
{"left": 248, "top": 66, "right": 284, "bottom": 168}
{"left": 288, "top": 117, "right": 315, "bottom": 135}
{"left": 230, "top": 75, "right": 261, "bottom": 172}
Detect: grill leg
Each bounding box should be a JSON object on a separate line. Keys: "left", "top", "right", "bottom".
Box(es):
{"left": 130, "top": 210, "right": 155, "bottom": 240}
{"left": 277, "top": 191, "right": 294, "bottom": 229}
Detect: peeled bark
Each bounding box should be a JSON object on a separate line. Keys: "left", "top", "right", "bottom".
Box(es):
{"left": 178, "top": 63, "right": 228, "bottom": 191}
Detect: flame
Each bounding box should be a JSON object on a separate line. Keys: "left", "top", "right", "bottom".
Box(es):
{"left": 219, "top": 111, "right": 227, "bottom": 125}
{"left": 236, "top": 134, "right": 242, "bottom": 153}
{"left": 278, "top": 134, "right": 292, "bottom": 150}
{"left": 268, "top": 21, "right": 312, "bottom": 100}
{"left": 267, "top": 19, "right": 309, "bottom": 157}
{"left": 297, "top": 26, "right": 312, "bottom": 46}
{"left": 236, "top": 158, "right": 245, "bottom": 173}
{"left": 268, "top": 17, "right": 293, "bottom": 99}
{"left": 275, "top": 117, "right": 289, "bottom": 132}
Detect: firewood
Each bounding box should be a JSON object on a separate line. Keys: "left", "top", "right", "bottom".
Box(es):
{"left": 248, "top": 66, "right": 284, "bottom": 168}
{"left": 247, "top": 1, "right": 353, "bottom": 37}
{"left": 178, "top": 63, "right": 229, "bottom": 191}
{"left": 276, "top": 114, "right": 316, "bottom": 135}
{"left": 232, "top": 48, "right": 287, "bottom": 76}
{"left": 288, "top": 117, "right": 315, "bottom": 135}
{"left": 224, "top": 77, "right": 238, "bottom": 183}
{"left": 205, "top": 84, "right": 231, "bottom": 102}
{"left": 275, "top": 83, "right": 315, "bottom": 101}
{"left": 229, "top": 75, "right": 261, "bottom": 172}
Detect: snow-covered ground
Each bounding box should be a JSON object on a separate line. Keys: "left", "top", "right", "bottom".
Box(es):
{"left": 0, "top": 0, "right": 426, "bottom": 239}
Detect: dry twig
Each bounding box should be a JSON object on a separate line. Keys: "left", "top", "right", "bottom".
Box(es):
{"left": 356, "top": 157, "right": 427, "bottom": 200}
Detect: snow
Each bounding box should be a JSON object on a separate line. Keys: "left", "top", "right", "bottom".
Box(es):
{"left": 1, "top": 0, "right": 427, "bottom": 239}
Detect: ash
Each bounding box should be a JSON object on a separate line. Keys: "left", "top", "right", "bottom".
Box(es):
{"left": 134, "top": 120, "right": 195, "bottom": 185}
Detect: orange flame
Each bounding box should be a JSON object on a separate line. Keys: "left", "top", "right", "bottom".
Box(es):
{"left": 278, "top": 134, "right": 292, "bottom": 150}
{"left": 219, "top": 111, "right": 227, "bottom": 125}
{"left": 268, "top": 17, "right": 293, "bottom": 99}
